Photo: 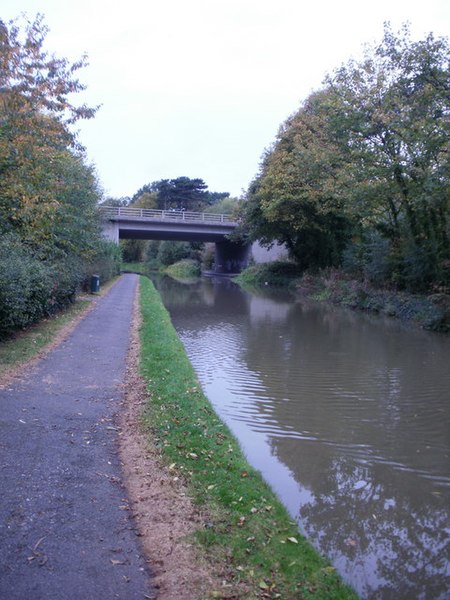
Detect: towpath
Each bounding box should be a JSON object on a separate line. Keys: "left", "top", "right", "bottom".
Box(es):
{"left": 0, "top": 274, "right": 154, "bottom": 599}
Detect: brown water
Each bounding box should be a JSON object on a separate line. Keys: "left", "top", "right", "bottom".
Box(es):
{"left": 153, "top": 275, "right": 450, "bottom": 599}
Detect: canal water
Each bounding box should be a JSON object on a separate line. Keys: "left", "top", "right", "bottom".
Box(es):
{"left": 152, "top": 275, "right": 450, "bottom": 599}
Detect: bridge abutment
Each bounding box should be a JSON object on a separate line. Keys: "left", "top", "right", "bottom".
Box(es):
{"left": 214, "top": 240, "right": 251, "bottom": 274}
{"left": 101, "top": 220, "right": 119, "bottom": 244}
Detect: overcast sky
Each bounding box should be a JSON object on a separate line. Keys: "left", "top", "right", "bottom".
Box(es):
{"left": 3, "top": 1, "right": 450, "bottom": 199}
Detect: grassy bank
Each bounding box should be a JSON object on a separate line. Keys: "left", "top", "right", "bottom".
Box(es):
{"left": 236, "top": 262, "right": 302, "bottom": 289}
{"left": 0, "top": 300, "right": 90, "bottom": 379}
{"left": 138, "top": 276, "right": 356, "bottom": 599}
{"left": 0, "top": 277, "right": 119, "bottom": 380}
{"left": 297, "top": 271, "right": 450, "bottom": 332}
{"left": 236, "top": 263, "right": 449, "bottom": 333}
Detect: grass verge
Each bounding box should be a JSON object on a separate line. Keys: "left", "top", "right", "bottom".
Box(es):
{"left": 0, "top": 300, "right": 90, "bottom": 379}
{"left": 0, "top": 276, "right": 119, "bottom": 380}
{"left": 139, "top": 276, "right": 357, "bottom": 599}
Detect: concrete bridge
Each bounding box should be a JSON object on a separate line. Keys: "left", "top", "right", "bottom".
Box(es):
{"left": 100, "top": 206, "right": 251, "bottom": 274}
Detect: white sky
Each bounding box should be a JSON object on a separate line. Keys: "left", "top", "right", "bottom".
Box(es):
{"left": 2, "top": 0, "right": 449, "bottom": 199}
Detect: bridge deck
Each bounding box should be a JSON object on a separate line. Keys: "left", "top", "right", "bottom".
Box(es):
{"left": 100, "top": 206, "right": 236, "bottom": 225}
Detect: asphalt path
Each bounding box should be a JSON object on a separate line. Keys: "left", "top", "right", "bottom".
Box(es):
{"left": 0, "top": 274, "right": 154, "bottom": 599}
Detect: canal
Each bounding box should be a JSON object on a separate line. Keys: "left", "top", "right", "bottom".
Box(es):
{"left": 152, "top": 275, "right": 450, "bottom": 599}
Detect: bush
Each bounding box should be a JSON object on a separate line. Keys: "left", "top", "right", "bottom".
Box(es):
{"left": 50, "top": 255, "right": 85, "bottom": 307}
{"left": 363, "top": 232, "right": 392, "bottom": 285}
{"left": 0, "top": 239, "right": 93, "bottom": 339}
{"left": 85, "top": 239, "right": 122, "bottom": 286}
{"left": 0, "top": 235, "right": 122, "bottom": 338}
{"left": 165, "top": 259, "right": 200, "bottom": 279}
{"left": 157, "top": 240, "right": 192, "bottom": 266}
{"left": 236, "top": 261, "right": 302, "bottom": 288}
{"left": 201, "top": 243, "right": 215, "bottom": 270}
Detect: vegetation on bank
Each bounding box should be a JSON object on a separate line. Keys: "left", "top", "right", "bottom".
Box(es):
{"left": 0, "top": 16, "right": 120, "bottom": 339}
{"left": 121, "top": 262, "right": 149, "bottom": 274}
{"left": 164, "top": 259, "right": 201, "bottom": 279}
{"left": 0, "top": 300, "right": 88, "bottom": 379}
{"left": 238, "top": 25, "right": 449, "bottom": 296}
{"left": 122, "top": 258, "right": 201, "bottom": 279}
{"left": 236, "top": 262, "right": 303, "bottom": 289}
{"left": 139, "top": 276, "right": 357, "bottom": 599}
{"left": 236, "top": 262, "right": 450, "bottom": 332}
{"left": 0, "top": 277, "right": 118, "bottom": 379}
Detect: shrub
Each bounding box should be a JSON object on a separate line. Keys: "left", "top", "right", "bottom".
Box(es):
{"left": 0, "top": 235, "right": 53, "bottom": 337}
{"left": 236, "top": 261, "right": 302, "bottom": 288}
{"left": 157, "top": 240, "right": 192, "bottom": 266}
{"left": 165, "top": 259, "right": 200, "bottom": 279}
{"left": 50, "top": 255, "right": 85, "bottom": 307}
{"left": 201, "top": 243, "right": 215, "bottom": 270}
{"left": 85, "top": 239, "right": 122, "bottom": 286}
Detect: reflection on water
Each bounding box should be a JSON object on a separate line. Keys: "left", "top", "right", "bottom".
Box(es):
{"left": 152, "top": 275, "right": 450, "bottom": 599}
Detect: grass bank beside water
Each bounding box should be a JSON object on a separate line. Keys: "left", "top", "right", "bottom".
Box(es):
{"left": 236, "top": 263, "right": 450, "bottom": 333}
{"left": 138, "top": 276, "right": 357, "bottom": 599}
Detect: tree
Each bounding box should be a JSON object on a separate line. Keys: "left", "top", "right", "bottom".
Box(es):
{"left": 0, "top": 15, "right": 119, "bottom": 336}
{"left": 0, "top": 14, "right": 98, "bottom": 247}
{"left": 324, "top": 23, "right": 450, "bottom": 288}
{"left": 241, "top": 24, "right": 449, "bottom": 289}
{"left": 132, "top": 177, "right": 209, "bottom": 211}
{"left": 241, "top": 89, "right": 354, "bottom": 269}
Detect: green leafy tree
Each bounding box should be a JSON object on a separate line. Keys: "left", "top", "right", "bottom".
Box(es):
{"left": 0, "top": 15, "right": 98, "bottom": 246}
{"left": 241, "top": 24, "right": 449, "bottom": 289}
{"left": 324, "top": 24, "right": 449, "bottom": 288}
{"left": 132, "top": 177, "right": 209, "bottom": 211}
{"left": 241, "top": 89, "right": 354, "bottom": 269}
{"left": 0, "top": 15, "right": 119, "bottom": 336}
{"left": 205, "top": 196, "right": 240, "bottom": 215}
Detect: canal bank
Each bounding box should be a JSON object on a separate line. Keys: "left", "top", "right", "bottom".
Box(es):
{"left": 235, "top": 264, "right": 450, "bottom": 333}
{"left": 153, "top": 273, "right": 450, "bottom": 599}
{"left": 138, "top": 276, "right": 356, "bottom": 599}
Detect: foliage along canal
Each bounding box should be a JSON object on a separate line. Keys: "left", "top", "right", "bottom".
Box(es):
{"left": 152, "top": 274, "right": 450, "bottom": 599}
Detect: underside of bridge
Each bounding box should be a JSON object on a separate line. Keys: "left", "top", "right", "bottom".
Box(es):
{"left": 103, "top": 218, "right": 251, "bottom": 274}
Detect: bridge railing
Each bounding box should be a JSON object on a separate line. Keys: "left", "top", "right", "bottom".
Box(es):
{"left": 100, "top": 206, "right": 236, "bottom": 225}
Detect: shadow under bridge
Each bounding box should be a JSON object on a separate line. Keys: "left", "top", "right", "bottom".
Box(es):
{"left": 100, "top": 206, "right": 250, "bottom": 274}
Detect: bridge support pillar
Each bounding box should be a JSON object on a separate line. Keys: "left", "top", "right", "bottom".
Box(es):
{"left": 101, "top": 220, "right": 119, "bottom": 244}
{"left": 214, "top": 240, "right": 250, "bottom": 274}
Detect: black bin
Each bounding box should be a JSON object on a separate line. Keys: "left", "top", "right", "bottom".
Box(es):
{"left": 90, "top": 274, "right": 100, "bottom": 293}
